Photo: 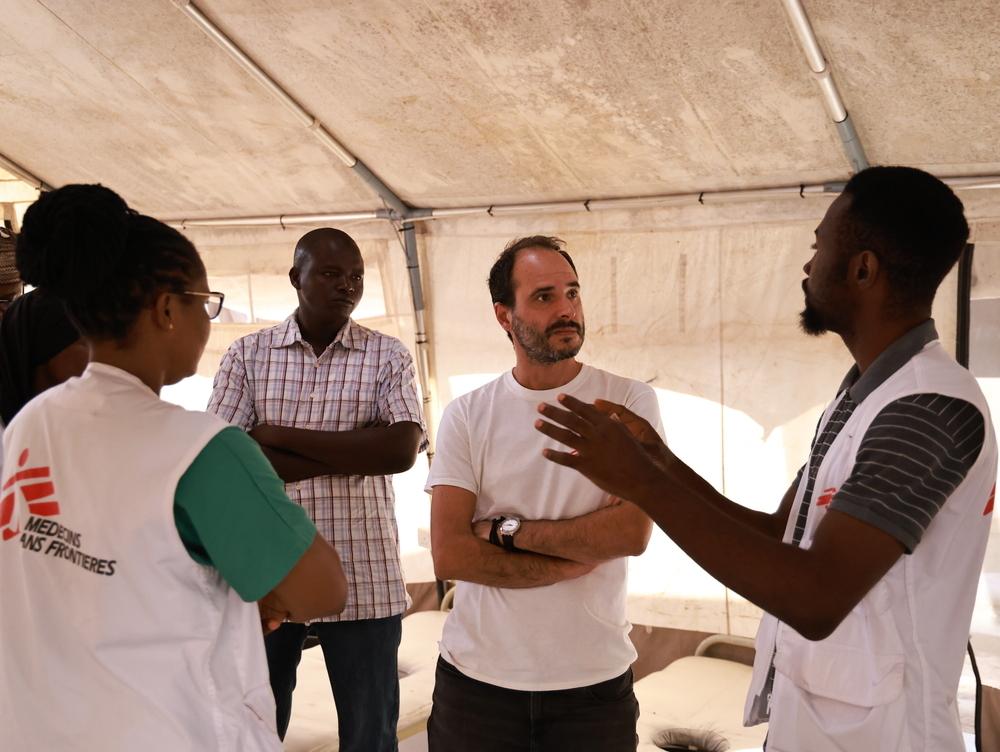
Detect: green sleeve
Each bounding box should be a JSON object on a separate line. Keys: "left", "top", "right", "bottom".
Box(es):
{"left": 173, "top": 426, "right": 317, "bottom": 601}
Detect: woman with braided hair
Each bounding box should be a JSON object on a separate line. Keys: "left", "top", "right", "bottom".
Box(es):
{"left": 0, "top": 184, "right": 347, "bottom": 751}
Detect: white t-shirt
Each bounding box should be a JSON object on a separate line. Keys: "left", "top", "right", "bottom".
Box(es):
{"left": 426, "top": 364, "right": 663, "bottom": 691}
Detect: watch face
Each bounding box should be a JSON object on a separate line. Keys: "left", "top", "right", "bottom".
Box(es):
{"left": 499, "top": 518, "right": 520, "bottom": 536}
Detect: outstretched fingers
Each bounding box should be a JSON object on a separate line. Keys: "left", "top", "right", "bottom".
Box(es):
{"left": 554, "top": 393, "right": 605, "bottom": 422}
{"left": 541, "top": 447, "right": 583, "bottom": 468}
{"left": 535, "top": 417, "right": 587, "bottom": 452}
{"left": 537, "top": 399, "right": 595, "bottom": 437}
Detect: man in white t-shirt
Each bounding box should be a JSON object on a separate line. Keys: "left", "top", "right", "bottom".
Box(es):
{"left": 425, "top": 236, "right": 662, "bottom": 752}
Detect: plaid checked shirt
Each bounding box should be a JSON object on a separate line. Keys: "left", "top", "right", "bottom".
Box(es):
{"left": 207, "top": 315, "right": 427, "bottom": 622}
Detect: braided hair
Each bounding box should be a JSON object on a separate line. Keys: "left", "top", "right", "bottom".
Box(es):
{"left": 15, "top": 184, "right": 204, "bottom": 340}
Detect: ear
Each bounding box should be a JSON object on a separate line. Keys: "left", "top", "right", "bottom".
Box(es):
{"left": 494, "top": 302, "right": 512, "bottom": 334}
{"left": 289, "top": 266, "right": 301, "bottom": 290}
{"left": 151, "top": 291, "right": 175, "bottom": 332}
{"left": 852, "top": 250, "right": 881, "bottom": 290}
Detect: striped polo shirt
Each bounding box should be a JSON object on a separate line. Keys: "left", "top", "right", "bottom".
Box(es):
{"left": 753, "top": 319, "right": 988, "bottom": 723}
{"left": 797, "top": 320, "right": 986, "bottom": 552}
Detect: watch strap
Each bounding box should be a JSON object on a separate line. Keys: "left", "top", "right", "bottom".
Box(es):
{"left": 502, "top": 533, "right": 517, "bottom": 552}
{"left": 489, "top": 517, "right": 503, "bottom": 547}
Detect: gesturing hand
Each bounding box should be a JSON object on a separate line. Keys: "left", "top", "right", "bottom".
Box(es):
{"left": 534, "top": 394, "right": 673, "bottom": 505}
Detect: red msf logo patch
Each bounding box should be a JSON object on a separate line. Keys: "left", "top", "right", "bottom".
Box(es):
{"left": 0, "top": 449, "right": 60, "bottom": 541}
{"left": 985, "top": 485, "right": 996, "bottom": 517}
{"left": 817, "top": 487, "right": 837, "bottom": 507}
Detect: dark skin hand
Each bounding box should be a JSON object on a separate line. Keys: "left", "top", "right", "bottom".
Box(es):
{"left": 258, "top": 533, "right": 347, "bottom": 628}
{"left": 256, "top": 444, "right": 334, "bottom": 484}
{"left": 258, "top": 600, "right": 286, "bottom": 635}
{"left": 534, "top": 394, "right": 904, "bottom": 641}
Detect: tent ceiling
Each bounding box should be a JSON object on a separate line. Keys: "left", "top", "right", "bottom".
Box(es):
{"left": 809, "top": 0, "right": 1000, "bottom": 174}
{"left": 0, "top": 0, "right": 997, "bottom": 218}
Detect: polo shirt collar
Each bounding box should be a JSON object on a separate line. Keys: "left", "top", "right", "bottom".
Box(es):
{"left": 270, "top": 315, "right": 301, "bottom": 349}
{"left": 337, "top": 319, "right": 369, "bottom": 350}
{"left": 837, "top": 318, "right": 939, "bottom": 403}
{"left": 269, "top": 314, "right": 368, "bottom": 351}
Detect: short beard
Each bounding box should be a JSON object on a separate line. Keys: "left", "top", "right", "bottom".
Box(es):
{"left": 799, "top": 302, "right": 828, "bottom": 336}
{"left": 800, "top": 258, "right": 851, "bottom": 337}
{"left": 511, "top": 315, "right": 584, "bottom": 364}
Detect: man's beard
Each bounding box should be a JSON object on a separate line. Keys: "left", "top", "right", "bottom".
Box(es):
{"left": 799, "top": 265, "right": 850, "bottom": 337}
{"left": 799, "top": 299, "right": 828, "bottom": 336}
{"left": 511, "top": 315, "right": 584, "bottom": 364}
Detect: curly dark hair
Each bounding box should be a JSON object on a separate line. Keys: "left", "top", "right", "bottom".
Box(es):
{"left": 16, "top": 184, "right": 205, "bottom": 340}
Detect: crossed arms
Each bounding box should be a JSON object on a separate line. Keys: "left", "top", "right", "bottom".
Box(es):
{"left": 430, "top": 484, "right": 653, "bottom": 588}
{"left": 251, "top": 421, "right": 423, "bottom": 482}
{"left": 208, "top": 343, "right": 424, "bottom": 482}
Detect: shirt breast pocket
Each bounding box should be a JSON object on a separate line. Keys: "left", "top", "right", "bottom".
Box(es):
{"left": 321, "top": 378, "right": 377, "bottom": 429}
{"left": 256, "top": 380, "right": 306, "bottom": 425}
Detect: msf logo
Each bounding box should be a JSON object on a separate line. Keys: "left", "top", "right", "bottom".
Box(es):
{"left": 0, "top": 449, "right": 60, "bottom": 542}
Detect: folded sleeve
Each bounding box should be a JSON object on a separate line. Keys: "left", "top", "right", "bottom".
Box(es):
{"left": 830, "top": 393, "right": 985, "bottom": 553}
{"left": 376, "top": 340, "right": 428, "bottom": 452}
{"left": 424, "top": 399, "right": 477, "bottom": 496}
{"left": 174, "top": 427, "right": 317, "bottom": 601}
{"left": 207, "top": 343, "right": 256, "bottom": 431}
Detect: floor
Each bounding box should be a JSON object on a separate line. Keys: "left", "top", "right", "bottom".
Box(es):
{"left": 399, "top": 730, "right": 428, "bottom": 752}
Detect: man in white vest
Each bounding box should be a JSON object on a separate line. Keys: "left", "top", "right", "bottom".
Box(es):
{"left": 534, "top": 166, "right": 997, "bottom": 751}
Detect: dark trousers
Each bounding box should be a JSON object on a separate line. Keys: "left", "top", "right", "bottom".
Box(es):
{"left": 428, "top": 657, "right": 639, "bottom": 752}
{"left": 265, "top": 615, "right": 402, "bottom": 752}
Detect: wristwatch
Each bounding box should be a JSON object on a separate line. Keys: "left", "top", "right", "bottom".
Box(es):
{"left": 490, "top": 515, "right": 521, "bottom": 551}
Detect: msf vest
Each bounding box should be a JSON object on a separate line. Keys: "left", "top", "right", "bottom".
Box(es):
{"left": 0, "top": 363, "right": 281, "bottom": 751}
{"left": 744, "top": 341, "right": 998, "bottom": 752}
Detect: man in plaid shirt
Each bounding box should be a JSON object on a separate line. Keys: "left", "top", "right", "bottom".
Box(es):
{"left": 208, "top": 227, "right": 427, "bottom": 752}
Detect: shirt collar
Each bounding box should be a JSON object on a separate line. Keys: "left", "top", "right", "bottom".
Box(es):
{"left": 837, "top": 319, "right": 939, "bottom": 403}
{"left": 269, "top": 314, "right": 369, "bottom": 352}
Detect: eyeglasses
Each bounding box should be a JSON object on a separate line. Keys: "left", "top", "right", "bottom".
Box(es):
{"left": 183, "top": 291, "right": 226, "bottom": 320}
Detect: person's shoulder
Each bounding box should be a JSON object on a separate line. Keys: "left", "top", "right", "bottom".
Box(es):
{"left": 5, "top": 387, "right": 54, "bottom": 432}
{"left": 586, "top": 365, "right": 655, "bottom": 399}
{"left": 227, "top": 321, "right": 288, "bottom": 354}
{"left": 194, "top": 424, "right": 256, "bottom": 459}
{"left": 886, "top": 341, "right": 986, "bottom": 404}
{"left": 442, "top": 375, "right": 506, "bottom": 419}
{"left": 152, "top": 398, "right": 230, "bottom": 433}
{"left": 353, "top": 322, "right": 409, "bottom": 355}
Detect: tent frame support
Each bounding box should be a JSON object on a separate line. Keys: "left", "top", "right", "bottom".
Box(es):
{"left": 164, "top": 174, "right": 1000, "bottom": 229}
{"left": 174, "top": 1, "right": 410, "bottom": 218}
{"left": 780, "top": 0, "right": 870, "bottom": 173}
{"left": 0, "top": 151, "right": 53, "bottom": 192}
{"left": 401, "top": 221, "right": 434, "bottom": 453}
{"left": 12, "top": 2, "right": 1000, "bottom": 458}
{"left": 174, "top": 0, "right": 434, "bottom": 430}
